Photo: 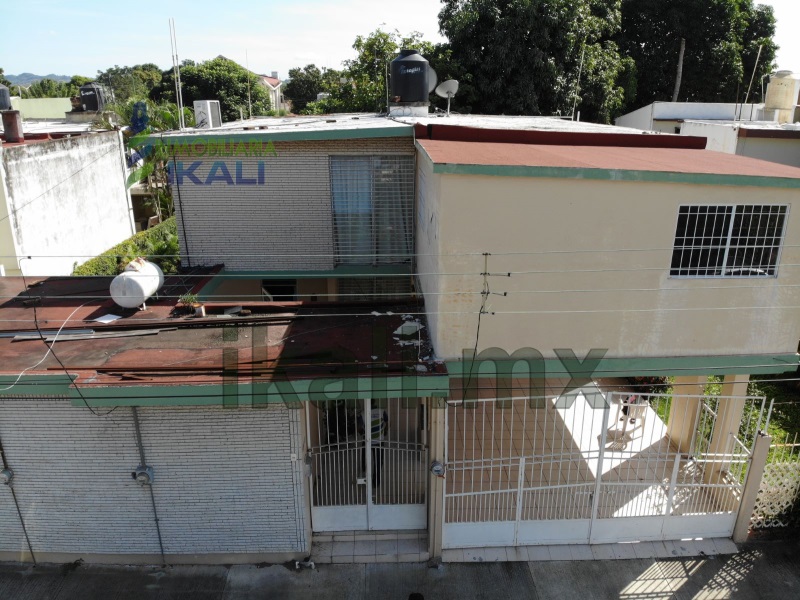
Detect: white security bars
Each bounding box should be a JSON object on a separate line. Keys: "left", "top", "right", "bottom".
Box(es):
{"left": 443, "top": 388, "right": 765, "bottom": 548}
{"left": 670, "top": 204, "right": 788, "bottom": 277}
{"left": 330, "top": 155, "right": 415, "bottom": 266}
{"left": 307, "top": 398, "right": 427, "bottom": 532}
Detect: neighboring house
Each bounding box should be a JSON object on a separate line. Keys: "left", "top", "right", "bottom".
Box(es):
{"left": 614, "top": 101, "right": 764, "bottom": 134}
{"left": 0, "top": 126, "right": 135, "bottom": 276}
{"left": 616, "top": 70, "right": 800, "bottom": 135}
{"left": 260, "top": 72, "right": 286, "bottom": 112}
{"left": 679, "top": 120, "right": 800, "bottom": 168}
{"left": 1, "top": 113, "right": 799, "bottom": 565}
{"left": 9, "top": 97, "right": 72, "bottom": 120}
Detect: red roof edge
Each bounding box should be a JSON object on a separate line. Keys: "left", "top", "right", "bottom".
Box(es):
{"left": 413, "top": 123, "right": 707, "bottom": 150}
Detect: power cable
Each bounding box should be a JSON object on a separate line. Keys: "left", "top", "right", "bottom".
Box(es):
{"left": 18, "top": 259, "right": 117, "bottom": 417}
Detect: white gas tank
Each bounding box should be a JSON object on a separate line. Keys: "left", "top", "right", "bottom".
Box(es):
{"left": 110, "top": 258, "right": 164, "bottom": 309}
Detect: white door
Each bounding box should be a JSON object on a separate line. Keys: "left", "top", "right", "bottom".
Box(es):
{"left": 308, "top": 398, "right": 428, "bottom": 531}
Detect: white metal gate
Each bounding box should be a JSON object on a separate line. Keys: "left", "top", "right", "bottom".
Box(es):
{"left": 307, "top": 398, "right": 428, "bottom": 531}
{"left": 443, "top": 387, "right": 764, "bottom": 548}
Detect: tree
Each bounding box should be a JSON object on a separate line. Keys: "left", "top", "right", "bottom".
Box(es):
{"left": 151, "top": 57, "right": 271, "bottom": 122}
{"left": 283, "top": 64, "right": 332, "bottom": 113}
{"left": 22, "top": 78, "right": 74, "bottom": 98}
{"left": 319, "top": 29, "right": 436, "bottom": 114}
{"left": 438, "top": 1, "right": 631, "bottom": 123}
{"left": 616, "top": 0, "right": 777, "bottom": 108}
{"left": 0, "top": 68, "right": 11, "bottom": 88}
{"left": 96, "top": 64, "right": 163, "bottom": 102}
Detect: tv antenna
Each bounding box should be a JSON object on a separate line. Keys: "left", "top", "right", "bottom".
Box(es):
{"left": 435, "top": 80, "right": 459, "bottom": 116}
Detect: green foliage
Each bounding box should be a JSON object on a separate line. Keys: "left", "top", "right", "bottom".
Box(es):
{"left": 616, "top": 0, "right": 777, "bottom": 108}
{"left": 438, "top": 1, "right": 630, "bottom": 123}
{"left": 21, "top": 77, "right": 74, "bottom": 98}
{"left": 96, "top": 64, "right": 163, "bottom": 103}
{"left": 284, "top": 64, "right": 330, "bottom": 113}
{"left": 151, "top": 57, "right": 271, "bottom": 121}
{"left": 315, "top": 29, "right": 434, "bottom": 114}
{"left": 178, "top": 293, "right": 199, "bottom": 305}
{"left": 72, "top": 218, "right": 179, "bottom": 276}
{"left": 0, "top": 68, "right": 11, "bottom": 88}
{"left": 97, "top": 98, "right": 194, "bottom": 221}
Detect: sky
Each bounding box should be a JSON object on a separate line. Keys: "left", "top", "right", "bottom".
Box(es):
{"left": 1, "top": 0, "right": 797, "bottom": 79}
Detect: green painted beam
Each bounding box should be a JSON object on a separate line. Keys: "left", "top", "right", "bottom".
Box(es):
{"left": 445, "top": 354, "right": 800, "bottom": 379}
{"left": 156, "top": 126, "right": 414, "bottom": 146}
{"left": 0, "top": 374, "right": 78, "bottom": 397}
{"left": 431, "top": 163, "right": 800, "bottom": 190}
{"left": 61, "top": 375, "right": 449, "bottom": 408}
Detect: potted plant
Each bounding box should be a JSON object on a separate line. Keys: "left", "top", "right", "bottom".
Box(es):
{"left": 178, "top": 293, "right": 204, "bottom": 317}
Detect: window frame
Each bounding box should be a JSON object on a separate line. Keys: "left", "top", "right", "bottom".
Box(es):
{"left": 329, "top": 154, "right": 415, "bottom": 267}
{"left": 668, "top": 204, "right": 789, "bottom": 279}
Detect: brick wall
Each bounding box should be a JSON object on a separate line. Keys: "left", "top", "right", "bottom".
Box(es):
{"left": 0, "top": 399, "right": 307, "bottom": 558}
{"left": 173, "top": 137, "right": 414, "bottom": 271}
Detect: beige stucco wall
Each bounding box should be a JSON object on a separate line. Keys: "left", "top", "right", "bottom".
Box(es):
{"left": 9, "top": 97, "right": 71, "bottom": 120}
{"left": 421, "top": 173, "right": 800, "bottom": 361}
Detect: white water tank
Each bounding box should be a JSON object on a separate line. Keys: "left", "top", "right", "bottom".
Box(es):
{"left": 764, "top": 71, "right": 800, "bottom": 124}
{"left": 110, "top": 258, "right": 164, "bottom": 309}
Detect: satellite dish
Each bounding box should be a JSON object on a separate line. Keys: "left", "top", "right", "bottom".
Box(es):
{"left": 434, "top": 80, "right": 459, "bottom": 116}
{"left": 427, "top": 65, "right": 438, "bottom": 94}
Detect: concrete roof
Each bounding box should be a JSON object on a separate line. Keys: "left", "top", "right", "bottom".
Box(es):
{"left": 157, "top": 113, "right": 652, "bottom": 142}
{"left": 416, "top": 138, "right": 800, "bottom": 185}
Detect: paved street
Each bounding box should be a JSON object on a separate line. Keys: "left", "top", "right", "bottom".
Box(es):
{"left": 1, "top": 541, "right": 798, "bottom": 599}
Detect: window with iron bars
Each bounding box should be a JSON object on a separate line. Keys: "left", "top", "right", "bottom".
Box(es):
{"left": 670, "top": 205, "right": 788, "bottom": 277}
{"left": 330, "top": 155, "right": 414, "bottom": 265}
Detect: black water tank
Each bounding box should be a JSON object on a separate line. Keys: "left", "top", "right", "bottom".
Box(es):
{"left": 79, "top": 82, "right": 107, "bottom": 111}
{"left": 0, "top": 85, "right": 11, "bottom": 111}
{"left": 390, "top": 49, "right": 430, "bottom": 103}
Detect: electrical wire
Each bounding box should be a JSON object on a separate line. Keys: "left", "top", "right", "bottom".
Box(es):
{"left": 0, "top": 300, "right": 93, "bottom": 392}
{"left": 5, "top": 280, "right": 800, "bottom": 301}
{"left": 18, "top": 262, "right": 117, "bottom": 417}
{"left": 5, "top": 242, "right": 800, "bottom": 259}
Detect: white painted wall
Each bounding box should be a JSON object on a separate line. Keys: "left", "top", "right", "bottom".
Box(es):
{"left": 1, "top": 131, "right": 135, "bottom": 276}
{"left": 681, "top": 121, "right": 740, "bottom": 153}
{"left": 617, "top": 103, "right": 762, "bottom": 131}
{"left": 0, "top": 399, "right": 309, "bottom": 562}
{"left": 615, "top": 104, "right": 654, "bottom": 130}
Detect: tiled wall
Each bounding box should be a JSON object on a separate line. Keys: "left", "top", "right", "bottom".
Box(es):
{"left": 172, "top": 137, "right": 414, "bottom": 271}
{"left": 0, "top": 399, "right": 307, "bottom": 558}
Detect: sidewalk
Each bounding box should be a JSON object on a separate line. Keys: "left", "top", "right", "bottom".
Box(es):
{"left": 1, "top": 540, "right": 798, "bottom": 599}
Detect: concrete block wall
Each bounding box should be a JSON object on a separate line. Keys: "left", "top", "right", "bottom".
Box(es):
{"left": 1, "top": 131, "right": 135, "bottom": 276}
{"left": 173, "top": 137, "right": 414, "bottom": 271}
{"left": 0, "top": 399, "right": 308, "bottom": 562}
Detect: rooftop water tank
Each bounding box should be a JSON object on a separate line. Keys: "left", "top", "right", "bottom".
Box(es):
{"left": 110, "top": 258, "right": 164, "bottom": 309}
{"left": 391, "top": 49, "right": 431, "bottom": 103}
{"left": 0, "top": 85, "right": 11, "bottom": 111}
{"left": 78, "top": 82, "right": 108, "bottom": 112}
{"left": 764, "top": 71, "right": 800, "bottom": 124}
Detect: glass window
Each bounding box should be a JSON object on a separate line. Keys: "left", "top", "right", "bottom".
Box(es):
{"left": 330, "top": 155, "right": 414, "bottom": 265}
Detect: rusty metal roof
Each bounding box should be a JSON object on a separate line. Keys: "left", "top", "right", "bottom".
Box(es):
{"left": 0, "top": 275, "right": 442, "bottom": 390}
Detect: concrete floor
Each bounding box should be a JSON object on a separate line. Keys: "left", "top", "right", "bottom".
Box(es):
{"left": 1, "top": 540, "right": 798, "bottom": 599}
